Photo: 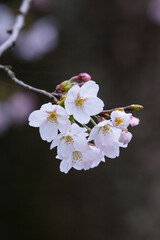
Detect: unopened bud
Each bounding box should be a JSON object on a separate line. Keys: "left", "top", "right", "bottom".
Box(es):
{"left": 55, "top": 81, "right": 72, "bottom": 93}
{"left": 73, "top": 73, "right": 91, "bottom": 82}
{"left": 130, "top": 116, "right": 140, "bottom": 127}
{"left": 119, "top": 130, "right": 132, "bottom": 145}
{"left": 131, "top": 104, "right": 143, "bottom": 111}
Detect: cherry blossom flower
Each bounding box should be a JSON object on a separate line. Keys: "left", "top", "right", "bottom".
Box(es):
{"left": 111, "top": 110, "right": 130, "bottom": 129}
{"left": 50, "top": 123, "right": 89, "bottom": 157}
{"left": 57, "top": 145, "right": 105, "bottom": 174}
{"left": 73, "top": 145, "right": 105, "bottom": 171}
{"left": 88, "top": 120, "right": 121, "bottom": 159}
{"left": 27, "top": 73, "right": 142, "bottom": 174}
{"left": 65, "top": 81, "right": 104, "bottom": 124}
{"left": 28, "top": 103, "right": 70, "bottom": 142}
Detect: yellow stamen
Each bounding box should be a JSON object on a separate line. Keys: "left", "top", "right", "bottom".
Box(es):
{"left": 65, "top": 135, "right": 74, "bottom": 145}
{"left": 72, "top": 151, "right": 83, "bottom": 163}
{"left": 115, "top": 117, "right": 124, "bottom": 126}
{"left": 75, "top": 97, "right": 86, "bottom": 107}
{"left": 103, "top": 125, "right": 110, "bottom": 134}
{"left": 101, "top": 124, "right": 112, "bottom": 136}
{"left": 46, "top": 111, "right": 57, "bottom": 123}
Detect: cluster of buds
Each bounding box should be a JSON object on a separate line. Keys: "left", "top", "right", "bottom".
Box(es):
{"left": 28, "top": 73, "right": 143, "bottom": 174}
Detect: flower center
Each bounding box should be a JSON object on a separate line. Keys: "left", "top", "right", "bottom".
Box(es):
{"left": 46, "top": 111, "right": 57, "bottom": 123}
{"left": 75, "top": 97, "right": 86, "bottom": 107}
{"left": 115, "top": 117, "right": 124, "bottom": 126}
{"left": 72, "top": 151, "right": 83, "bottom": 163}
{"left": 101, "top": 124, "right": 112, "bottom": 136}
{"left": 65, "top": 135, "right": 74, "bottom": 145}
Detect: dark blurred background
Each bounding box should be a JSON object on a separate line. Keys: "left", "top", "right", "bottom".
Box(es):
{"left": 0, "top": 0, "right": 159, "bottom": 239}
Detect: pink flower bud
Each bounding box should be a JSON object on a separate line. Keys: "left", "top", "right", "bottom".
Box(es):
{"left": 130, "top": 116, "right": 139, "bottom": 127}
{"left": 73, "top": 73, "right": 91, "bottom": 82}
{"left": 119, "top": 131, "right": 132, "bottom": 145}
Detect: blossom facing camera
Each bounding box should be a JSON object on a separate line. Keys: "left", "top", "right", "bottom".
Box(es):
{"left": 50, "top": 123, "right": 89, "bottom": 156}
{"left": 111, "top": 110, "right": 130, "bottom": 129}
{"left": 57, "top": 145, "right": 105, "bottom": 174}
{"left": 73, "top": 145, "right": 105, "bottom": 171}
{"left": 88, "top": 120, "right": 121, "bottom": 159}
{"left": 65, "top": 81, "right": 104, "bottom": 124}
{"left": 28, "top": 103, "right": 70, "bottom": 142}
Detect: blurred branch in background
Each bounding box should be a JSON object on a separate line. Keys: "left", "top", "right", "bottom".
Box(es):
{"left": 0, "top": 0, "right": 33, "bottom": 56}
{"left": 0, "top": 0, "right": 143, "bottom": 114}
{"left": 0, "top": 0, "right": 58, "bottom": 104}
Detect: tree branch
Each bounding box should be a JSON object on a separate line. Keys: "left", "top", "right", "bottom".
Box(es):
{"left": 0, "top": 0, "right": 33, "bottom": 57}
{"left": 98, "top": 105, "right": 143, "bottom": 118}
{"left": 0, "top": 64, "right": 58, "bottom": 103}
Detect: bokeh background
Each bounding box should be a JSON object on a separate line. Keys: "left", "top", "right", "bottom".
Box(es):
{"left": 0, "top": 0, "right": 159, "bottom": 239}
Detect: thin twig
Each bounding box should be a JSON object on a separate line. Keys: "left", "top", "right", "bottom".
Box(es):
{"left": 0, "top": 65, "right": 58, "bottom": 103}
{"left": 0, "top": 0, "right": 33, "bottom": 57}
{"left": 98, "top": 105, "right": 144, "bottom": 118}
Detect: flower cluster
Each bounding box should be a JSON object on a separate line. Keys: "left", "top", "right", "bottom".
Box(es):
{"left": 28, "top": 74, "right": 141, "bottom": 174}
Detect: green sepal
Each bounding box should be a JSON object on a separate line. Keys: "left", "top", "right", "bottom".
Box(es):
{"left": 64, "top": 81, "right": 72, "bottom": 92}
{"left": 69, "top": 115, "right": 75, "bottom": 123}
{"left": 58, "top": 99, "right": 65, "bottom": 108}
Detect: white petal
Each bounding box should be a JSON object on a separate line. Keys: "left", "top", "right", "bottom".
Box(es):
{"left": 72, "top": 106, "right": 90, "bottom": 124}
{"left": 50, "top": 135, "right": 61, "bottom": 149}
{"left": 73, "top": 161, "right": 84, "bottom": 171}
{"left": 85, "top": 146, "right": 103, "bottom": 168}
{"left": 88, "top": 126, "right": 99, "bottom": 141}
{"left": 84, "top": 97, "right": 104, "bottom": 115}
{"left": 73, "top": 136, "right": 89, "bottom": 152}
{"left": 65, "top": 101, "right": 77, "bottom": 115}
{"left": 57, "top": 116, "right": 71, "bottom": 132}
{"left": 110, "top": 127, "right": 121, "bottom": 142}
{"left": 56, "top": 105, "right": 69, "bottom": 117}
{"left": 39, "top": 121, "right": 58, "bottom": 142}
{"left": 60, "top": 160, "right": 72, "bottom": 174}
{"left": 65, "top": 85, "right": 80, "bottom": 114}
{"left": 103, "top": 142, "right": 120, "bottom": 159}
{"left": 94, "top": 130, "right": 105, "bottom": 148}
{"left": 97, "top": 120, "right": 110, "bottom": 127}
{"left": 40, "top": 102, "right": 55, "bottom": 111}
{"left": 70, "top": 123, "right": 88, "bottom": 137}
{"left": 80, "top": 81, "right": 99, "bottom": 98}
{"left": 58, "top": 140, "right": 74, "bottom": 158}
{"left": 28, "top": 110, "right": 47, "bottom": 127}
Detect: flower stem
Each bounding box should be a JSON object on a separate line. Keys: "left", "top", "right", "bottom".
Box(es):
{"left": 82, "top": 124, "right": 91, "bottom": 133}
{"left": 90, "top": 117, "right": 97, "bottom": 126}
